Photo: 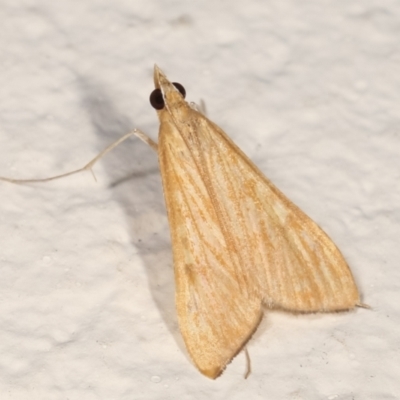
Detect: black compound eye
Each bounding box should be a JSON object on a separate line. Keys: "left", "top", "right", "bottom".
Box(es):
{"left": 149, "top": 88, "right": 164, "bottom": 110}
{"left": 172, "top": 82, "right": 186, "bottom": 98}
{"left": 149, "top": 82, "right": 186, "bottom": 110}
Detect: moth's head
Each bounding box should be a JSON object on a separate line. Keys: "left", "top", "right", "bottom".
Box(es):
{"left": 150, "top": 65, "right": 187, "bottom": 113}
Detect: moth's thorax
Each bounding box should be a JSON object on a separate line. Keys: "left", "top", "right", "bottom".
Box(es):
{"left": 162, "top": 89, "right": 188, "bottom": 112}
{"left": 157, "top": 100, "right": 202, "bottom": 141}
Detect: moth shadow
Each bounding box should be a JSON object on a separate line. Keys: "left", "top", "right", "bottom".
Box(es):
{"left": 76, "top": 76, "right": 187, "bottom": 356}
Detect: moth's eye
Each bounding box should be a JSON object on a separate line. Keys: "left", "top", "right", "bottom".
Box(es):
{"left": 149, "top": 88, "right": 164, "bottom": 110}
{"left": 149, "top": 83, "right": 186, "bottom": 110}
{"left": 173, "top": 82, "right": 186, "bottom": 98}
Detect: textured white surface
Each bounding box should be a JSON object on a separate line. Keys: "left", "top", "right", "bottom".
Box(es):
{"left": 0, "top": 1, "right": 399, "bottom": 399}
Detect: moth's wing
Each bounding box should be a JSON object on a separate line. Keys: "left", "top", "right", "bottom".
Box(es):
{"left": 158, "top": 111, "right": 359, "bottom": 378}
{"left": 159, "top": 119, "right": 264, "bottom": 379}
{"left": 188, "top": 116, "right": 360, "bottom": 313}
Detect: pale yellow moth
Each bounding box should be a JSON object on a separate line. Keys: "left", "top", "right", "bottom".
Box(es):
{"left": 1, "top": 66, "right": 361, "bottom": 379}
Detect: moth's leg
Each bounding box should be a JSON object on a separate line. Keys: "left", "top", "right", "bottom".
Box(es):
{"left": 0, "top": 129, "right": 157, "bottom": 184}
{"left": 198, "top": 99, "right": 207, "bottom": 115}
{"left": 189, "top": 99, "right": 207, "bottom": 116}
{"left": 133, "top": 129, "right": 158, "bottom": 151}
{"left": 244, "top": 348, "right": 252, "bottom": 379}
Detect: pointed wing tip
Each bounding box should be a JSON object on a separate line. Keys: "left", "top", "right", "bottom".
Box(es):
{"left": 200, "top": 366, "right": 224, "bottom": 380}
{"left": 357, "top": 302, "right": 371, "bottom": 310}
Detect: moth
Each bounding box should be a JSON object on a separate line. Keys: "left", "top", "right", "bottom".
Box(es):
{"left": 1, "top": 66, "right": 361, "bottom": 379}
{"left": 149, "top": 66, "right": 360, "bottom": 379}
